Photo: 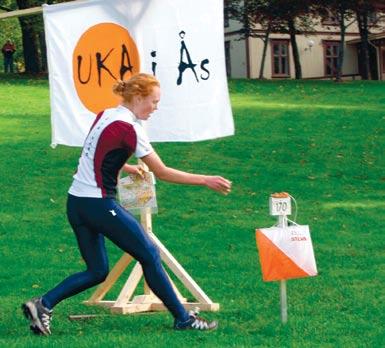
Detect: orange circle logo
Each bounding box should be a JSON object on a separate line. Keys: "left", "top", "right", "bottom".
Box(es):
{"left": 72, "top": 23, "right": 140, "bottom": 114}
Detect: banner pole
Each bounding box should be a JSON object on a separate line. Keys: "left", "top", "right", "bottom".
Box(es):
{"left": 0, "top": 7, "right": 42, "bottom": 20}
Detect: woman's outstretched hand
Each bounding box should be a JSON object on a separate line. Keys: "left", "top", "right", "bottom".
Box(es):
{"left": 140, "top": 152, "right": 232, "bottom": 194}
{"left": 204, "top": 176, "right": 232, "bottom": 195}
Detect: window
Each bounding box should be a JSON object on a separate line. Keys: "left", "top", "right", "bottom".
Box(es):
{"left": 271, "top": 40, "right": 290, "bottom": 77}
{"left": 323, "top": 41, "right": 340, "bottom": 76}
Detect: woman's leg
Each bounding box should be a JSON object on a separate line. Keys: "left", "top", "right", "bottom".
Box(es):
{"left": 91, "top": 199, "right": 189, "bottom": 322}
{"left": 42, "top": 226, "right": 109, "bottom": 309}
{"left": 41, "top": 196, "right": 109, "bottom": 309}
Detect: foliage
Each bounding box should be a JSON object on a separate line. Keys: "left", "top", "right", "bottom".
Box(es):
{"left": 0, "top": 76, "right": 384, "bottom": 347}
{"left": 0, "top": 0, "right": 75, "bottom": 73}
{"left": 0, "top": 0, "right": 22, "bottom": 71}
{"left": 228, "top": 0, "right": 318, "bottom": 37}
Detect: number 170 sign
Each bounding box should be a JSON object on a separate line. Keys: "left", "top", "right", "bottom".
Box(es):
{"left": 269, "top": 192, "right": 292, "bottom": 216}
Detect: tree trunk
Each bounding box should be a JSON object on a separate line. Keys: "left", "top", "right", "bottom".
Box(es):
{"left": 336, "top": 10, "right": 346, "bottom": 82}
{"left": 357, "top": 10, "right": 371, "bottom": 80}
{"left": 39, "top": 30, "right": 47, "bottom": 72}
{"left": 16, "top": 0, "right": 42, "bottom": 74}
{"left": 288, "top": 17, "right": 302, "bottom": 79}
{"left": 259, "top": 24, "right": 271, "bottom": 79}
{"left": 18, "top": 16, "right": 41, "bottom": 73}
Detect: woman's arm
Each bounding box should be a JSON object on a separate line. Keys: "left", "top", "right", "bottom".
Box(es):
{"left": 140, "top": 151, "right": 232, "bottom": 195}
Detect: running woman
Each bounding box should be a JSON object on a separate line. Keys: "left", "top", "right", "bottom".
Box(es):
{"left": 22, "top": 73, "right": 232, "bottom": 335}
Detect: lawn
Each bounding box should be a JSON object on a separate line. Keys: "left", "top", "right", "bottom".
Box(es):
{"left": 0, "top": 75, "right": 384, "bottom": 347}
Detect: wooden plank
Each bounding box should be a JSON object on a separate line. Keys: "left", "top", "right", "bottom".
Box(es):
{"left": 141, "top": 205, "right": 153, "bottom": 296}
{"left": 111, "top": 303, "right": 152, "bottom": 314}
{"left": 151, "top": 302, "right": 220, "bottom": 312}
{"left": 113, "top": 262, "right": 143, "bottom": 308}
{"left": 87, "top": 253, "right": 133, "bottom": 303}
{"left": 83, "top": 300, "right": 115, "bottom": 308}
{"left": 131, "top": 294, "right": 161, "bottom": 304}
{"left": 139, "top": 162, "right": 153, "bottom": 297}
{"left": 165, "top": 271, "right": 187, "bottom": 302}
{"left": 68, "top": 314, "right": 106, "bottom": 321}
{"left": 0, "top": 6, "right": 42, "bottom": 20}
{"left": 144, "top": 281, "right": 152, "bottom": 295}
{"left": 141, "top": 207, "right": 153, "bottom": 233}
{"left": 69, "top": 310, "right": 159, "bottom": 319}
{"left": 149, "top": 232, "right": 214, "bottom": 304}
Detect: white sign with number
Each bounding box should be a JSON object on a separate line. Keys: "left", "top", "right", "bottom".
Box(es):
{"left": 269, "top": 196, "right": 292, "bottom": 216}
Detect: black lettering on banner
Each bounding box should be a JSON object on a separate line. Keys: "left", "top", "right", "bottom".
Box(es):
{"left": 200, "top": 58, "right": 210, "bottom": 80}
{"left": 96, "top": 49, "right": 117, "bottom": 86}
{"left": 75, "top": 32, "right": 211, "bottom": 88}
{"left": 77, "top": 55, "right": 92, "bottom": 84}
{"left": 151, "top": 51, "right": 157, "bottom": 76}
{"left": 177, "top": 31, "right": 199, "bottom": 85}
{"left": 120, "top": 44, "right": 134, "bottom": 80}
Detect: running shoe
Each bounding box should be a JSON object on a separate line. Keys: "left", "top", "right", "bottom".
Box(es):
{"left": 22, "top": 297, "right": 53, "bottom": 335}
{"left": 174, "top": 308, "right": 218, "bottom": 331}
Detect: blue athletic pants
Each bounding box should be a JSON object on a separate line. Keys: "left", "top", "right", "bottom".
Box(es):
{"left": 42, "top": 194, "right": 189, "bottom": 322}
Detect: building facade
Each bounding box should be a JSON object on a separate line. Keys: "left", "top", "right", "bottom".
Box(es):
{"left": 224, "top": 8, "right": 385, "bottom": 80}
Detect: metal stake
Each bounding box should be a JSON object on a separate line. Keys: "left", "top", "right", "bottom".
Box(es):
{"left": 278, "top": 214, "right": 288, "bottom": 324}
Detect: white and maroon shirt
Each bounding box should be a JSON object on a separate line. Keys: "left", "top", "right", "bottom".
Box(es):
{"left": 69, "top": 105, "right": 153, "bottom": 198}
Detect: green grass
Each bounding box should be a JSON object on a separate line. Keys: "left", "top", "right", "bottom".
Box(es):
{"left": 0, "top": 74, "right": 384, "bottom": 347}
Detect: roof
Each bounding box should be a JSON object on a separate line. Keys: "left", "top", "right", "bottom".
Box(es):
{"left": 347, "top": 32, "right": 385, "bottom": 44}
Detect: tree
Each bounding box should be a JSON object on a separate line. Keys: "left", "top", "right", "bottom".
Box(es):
{"left": 319, "top": 0, "right": 385, "bottom": 81}
{"left": 3, "top": 0, "right": 74, "bottom": 74}
{"left": 317, "top": 1, "right": 356, "bottom": 82}
{"left": 333, "top": 1, "right": 355, "bottom": 82}
{"left": 16, "top": 0, "right": 43, "bottom": 73}
{"left": 0, "top": 0, "right": 22, "bottom": 72}
{"left": 228, "top": 0, "right": 280, "bottom": 79}
{"left": 354, "top": 0, "right": 385, "bottom": 80}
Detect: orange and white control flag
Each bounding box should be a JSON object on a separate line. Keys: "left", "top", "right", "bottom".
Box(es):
{"left": 256, "top": 225, "right": 317, "bottom": 282}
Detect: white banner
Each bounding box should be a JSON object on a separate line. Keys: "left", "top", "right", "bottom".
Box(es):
{"left": 43, "top": 0, "right": 234, "bottom": 147}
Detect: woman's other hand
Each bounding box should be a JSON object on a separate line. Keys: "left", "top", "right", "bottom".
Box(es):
{"left": 122, "top": 164, "right": 146, "bottom": 178}
{"left": 204, "top": 176, "right": 232, "bottom": 195}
